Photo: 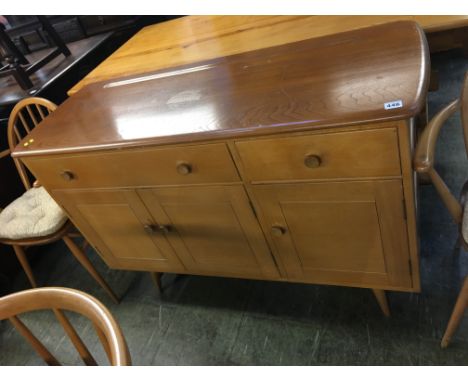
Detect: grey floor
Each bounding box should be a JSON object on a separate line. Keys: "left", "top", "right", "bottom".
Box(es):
{"left": 1, "top": 51, "right": 468, "bottom": 366}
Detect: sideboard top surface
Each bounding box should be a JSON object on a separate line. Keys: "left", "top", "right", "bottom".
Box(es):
{"left": 13, "top": 21, "right": 429, "bottom": 158}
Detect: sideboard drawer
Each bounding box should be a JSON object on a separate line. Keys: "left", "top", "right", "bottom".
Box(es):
{"left": 235, "top": 128, "right": 401, "bottom": 182}
{"left": 23, "top": 143, "right": 240, "bottom": 189}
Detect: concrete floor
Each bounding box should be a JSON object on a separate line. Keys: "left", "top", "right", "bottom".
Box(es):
{"left": 0, "top": 50, "right": 468, "bottom": 366}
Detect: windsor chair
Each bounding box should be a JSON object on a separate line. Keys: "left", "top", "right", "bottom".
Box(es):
{"left": 0, "top": 287, "right": 130, "bottom": 365}
{"left": 414, "top": 72, "right": 468, "bottom": 348}
{"left": 0, "top": 97, "right": 119, "bottom": 303}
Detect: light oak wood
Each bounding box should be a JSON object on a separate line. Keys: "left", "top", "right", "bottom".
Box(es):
{"left": 398, "top": 120, "right": 421, "bottom": 291}
{"left": 7, "top": 97, "right": 56, "bottom": 190}
{"left": 441, "top": 276, "right": 468, "bottom": 348}
{"left": 62, "top": 236, "right": 120, "bottom": 304}
{"left": 93, "top": 322, "right": 113, "bottom": 363}
{"left": 251, "top": 180, "right": 412, "bottom": 290}
{"left": 138, "top": 185, "right": 279, "bottom": 279}
{"left": 414, "top": 72, "right": 468, "bottom": 347}
{"left": 414, "top": 98, "right": 463, "bottom": 222}
{"left": 12, "top": 22, "right": 428, "bottom": 314}
{"left": 235, "top": 127, "right": 401, "bottom": 182}
{"left": 67, "top": 16, "right": 468, "bottom": 96}
{"left": 372, "top": 289, "right": 391, "bottom": 317}
{"left": 53, "top": 308, "right": 97, "bottom": 366}
{"left": 9, "top": 315, "right": 60, "bottom": 365}
{"left": 1, "top": 97, "right": 119, "bottom": 304}
{"left": 0, "top": 149, "right": 10, "bottom": 159}
{"left": 13, "top": 22, "right": 429, "bottom": 159}
{"left": 12, "top": 245, "right": 37, "bottom": 288}
{"left": 429, "top": 168, "right": 463, "bottom": 223}
{"left": 53, "top": 189, "right": 185, "bottom": 272}
{"left": 0, "top": 287, "right": 130, "bottom": 365}
{"left": 23, "top": 143, "right": 240, "bottom": 190}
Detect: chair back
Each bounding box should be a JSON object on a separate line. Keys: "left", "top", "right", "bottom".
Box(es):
{"left": 6, "top": 97, "right": 57, "bottom": 190}
{"left": 0, "top": 287, "right": 131, "bottom": 366}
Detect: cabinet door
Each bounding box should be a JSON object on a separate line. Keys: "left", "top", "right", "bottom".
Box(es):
{"left": 253, "top": 180, "right": 413, "bottom": 289}
{"left": 138, "top": 185, "right": 280, "bottom": 280}
{"left": 53, "top": 189, "right": 185, "bottom": 272}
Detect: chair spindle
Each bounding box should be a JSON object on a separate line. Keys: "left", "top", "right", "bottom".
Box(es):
{"left": 26, "top": 105, "right": 39, "bottom": 126}
{"left": 18, "top": 111, "right": 31, "bottom": 134}
{"left": 9, "top": 315, "right": 60, "bottom": 366}
{"left": 53, "top": 309, "right": 97, "bottom": 366}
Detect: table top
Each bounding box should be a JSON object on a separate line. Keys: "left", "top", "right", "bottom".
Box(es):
{"left": 15, "top": 21, "right": 429, "bottom": 158}
{"left": 67, "top": 15, "right": 468, "bottom": 96}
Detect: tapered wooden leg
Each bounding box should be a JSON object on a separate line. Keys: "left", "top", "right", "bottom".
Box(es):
{"left": 441, "top": 275, "right": 468, "bottom": 348}
{"left": 70, "top": 231, "right": 90, "bottom": 252}
{"left": 62, "top": 236, "right": 119, "bottom": 304}
{"left": 372, "top": 289, "right": 390, "bottom": 317}
{"left": 12, "top": 245, "right": 37, "bottom": 288}
{"left": 9, "top": 316, "right": 60, "bottom": 365}
{"left": 150, "top": 272, "right": 162, "bottom": 293}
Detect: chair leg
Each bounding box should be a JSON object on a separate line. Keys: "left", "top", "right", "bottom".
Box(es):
{"left": 62, "top": 236, "right": 119, "bottom": 304}
{"left": 12, "top": 245, "right": 37, "bottom": 288}
{"left": 372, "top": 289, "right": 391, "bottom": 317}
{"left": 150, "top": 272, "right": 162, "bottom": 293}
{"left": 441, "top": 275, "right": 468, "bottom": 348}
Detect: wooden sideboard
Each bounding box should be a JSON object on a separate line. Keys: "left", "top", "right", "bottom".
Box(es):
{"left": 12, "top": 21, "right": 429, "bottom": 310}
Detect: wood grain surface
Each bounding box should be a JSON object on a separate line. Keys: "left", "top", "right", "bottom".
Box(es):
{"left": 13, "top": 21, "right": 429, "bottom": 158}
{"left": 67, "top": 15, "right": 466, "bottom": 96}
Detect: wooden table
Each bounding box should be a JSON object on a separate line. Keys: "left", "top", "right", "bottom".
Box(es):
{"left": 0, "top": 33, "right": 113, "bottom": 109}
{"left": 67, "top": 15, "right": 468, "bottom": 96}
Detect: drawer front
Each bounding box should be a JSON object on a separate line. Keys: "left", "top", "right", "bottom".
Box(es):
{"left": 235, "top": 128, "right": 401, "bottom": 182}
{"left": 23, "top": 143, "right": 240, "bottom": 189}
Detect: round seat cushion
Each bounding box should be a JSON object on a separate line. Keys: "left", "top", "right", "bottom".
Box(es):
{"left": 0, "top": 187, "right": 67, "bottom": 240}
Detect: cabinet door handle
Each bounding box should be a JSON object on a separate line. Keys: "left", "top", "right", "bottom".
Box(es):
{"left": 158, "top": 224, "right": 172, "bottom": 234}
{"left": 144, "top": 224, "right": 172, "bottom": 235}
{"left": 176, "top": 162, "right": 192, "bottom": 175}
{"left": 271, "top": 225, "right": 287, "bottom": 237}
{"left": 304, "top": 154, "right": 321, "bottom": 168}
{"left": 60, "top": 170, "right": 75, "bottom": 181}
{"left": 144, "top": 224, "right": 157, "bottom": 234}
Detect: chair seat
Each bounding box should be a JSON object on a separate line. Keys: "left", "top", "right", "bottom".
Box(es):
{"left": 0, "top": 187, "right": 67, "bottom": 240}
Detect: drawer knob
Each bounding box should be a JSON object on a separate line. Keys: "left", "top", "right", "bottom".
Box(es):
{"left": 176, "top": 162, "right": 192, "bottom": 175}
{"left": 304, "top": 154, "right": 321, "bottom": 169}
{"left": 60, "top": 170, "right": 75, "bottom": 181}
{"left": 271, "top": 225, "right": 287, "bottom": 237}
